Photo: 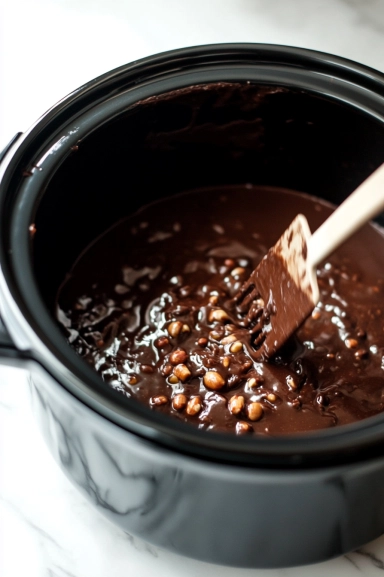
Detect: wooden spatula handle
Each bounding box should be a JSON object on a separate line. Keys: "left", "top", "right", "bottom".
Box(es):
{"left": 309, "top": 163, "right": 384, "bottom": 267}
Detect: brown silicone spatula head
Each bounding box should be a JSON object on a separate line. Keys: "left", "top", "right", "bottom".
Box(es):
{"left": 232, "top": 215, "right": 318, "bottom": 360}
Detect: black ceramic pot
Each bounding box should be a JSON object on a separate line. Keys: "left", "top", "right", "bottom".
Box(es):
{"left": 2, "top": 44, "right": 384, "bottom": 569}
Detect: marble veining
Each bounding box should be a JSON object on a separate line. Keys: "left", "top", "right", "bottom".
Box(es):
{"left": 354, "top": 549, "right": 384, "bottom": 570}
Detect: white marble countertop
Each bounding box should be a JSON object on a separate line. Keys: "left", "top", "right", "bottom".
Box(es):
{"left": 2, "top": 1, "right": 384, "bottom": 575}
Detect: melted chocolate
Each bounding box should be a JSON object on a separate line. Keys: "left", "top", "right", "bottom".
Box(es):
{"left": 57, "top": 186, "right": 384, "bottom": 435}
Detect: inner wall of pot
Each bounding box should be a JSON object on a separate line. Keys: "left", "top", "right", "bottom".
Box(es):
{"left": 33, "top": 82, "right": 384, "bottom": 310}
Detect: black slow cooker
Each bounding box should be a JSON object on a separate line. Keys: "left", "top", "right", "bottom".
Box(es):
{"left": 1, "top": 44, "right": 384, "bottom": 568}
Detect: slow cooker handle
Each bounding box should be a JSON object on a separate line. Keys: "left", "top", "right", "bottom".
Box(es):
{"left": 0, "top": 317, "right": 14, "bottom": 347}
{"left": 0, "top": 133, "right": 26, "bottom": 364}
{"left": 0, "top": 316, "right": 24, "bottom": 364}
{"left": 0, "top": 132, "right": 23, "bottom": 164}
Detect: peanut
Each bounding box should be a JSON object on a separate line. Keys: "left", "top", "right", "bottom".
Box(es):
{"left": 228, "top": 395, "right": 245, "bottom": 415}
{"left": 230, "top": 340, "right": 243, "bottom": 353}
{"left": 247, "top": 402, "right": 264, "bottom": 421}
{"left": 169, "top": 349, "right": 188, "bottom": 365}
{"left": 222, "top": 356, "right": 230, "bottom": 368}
{"left": 203, "top": 371, "right": 226, "bottom": 390}
{"left": 168, "top": 321, "right": 183, "bottom": 337}
{"left": 155, "top": 336, "right": 169, "bottom": 348}
{"left": 236, "top": 421, "right": 253, "bottom": 435}
{"left": 231, "top": 267, "right": 246, "bottom": 277}
{"left": 220, "top": 334, "right": 237, "bottom": 345}
{"left": 209, "top": 309, "right": 229, "bottom": 323}
{"left": 172, "top": 394, "right": 187, "bottom": 411}
{"left": 173, "top": 364, "right": 191, "bottom": 382}
{"left": 186, "top": 397, "right": 202, "bottom": 416}
{"left": 150, "top": 395, "right": 168, "bottom": 406}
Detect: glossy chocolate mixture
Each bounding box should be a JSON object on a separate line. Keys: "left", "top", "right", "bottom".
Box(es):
{"left": 57, "top": 186, "right": 384, "bottom": 435}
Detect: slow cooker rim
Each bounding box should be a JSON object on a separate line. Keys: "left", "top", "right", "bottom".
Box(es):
{"left": 3, "top": 43, "right": 384, "bottom": 467}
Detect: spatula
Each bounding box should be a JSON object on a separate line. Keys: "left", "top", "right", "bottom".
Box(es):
{"left": 233, "top": 164, "right": 384, "bottom": 360}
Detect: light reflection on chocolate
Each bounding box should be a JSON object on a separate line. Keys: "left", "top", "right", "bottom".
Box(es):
{"left": 57, "top": 185, "right": 384, "bottom": 435}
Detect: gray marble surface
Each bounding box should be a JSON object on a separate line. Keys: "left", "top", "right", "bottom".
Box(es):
{"left": 2, "top": 0, "right": 384, "bottom": 575}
